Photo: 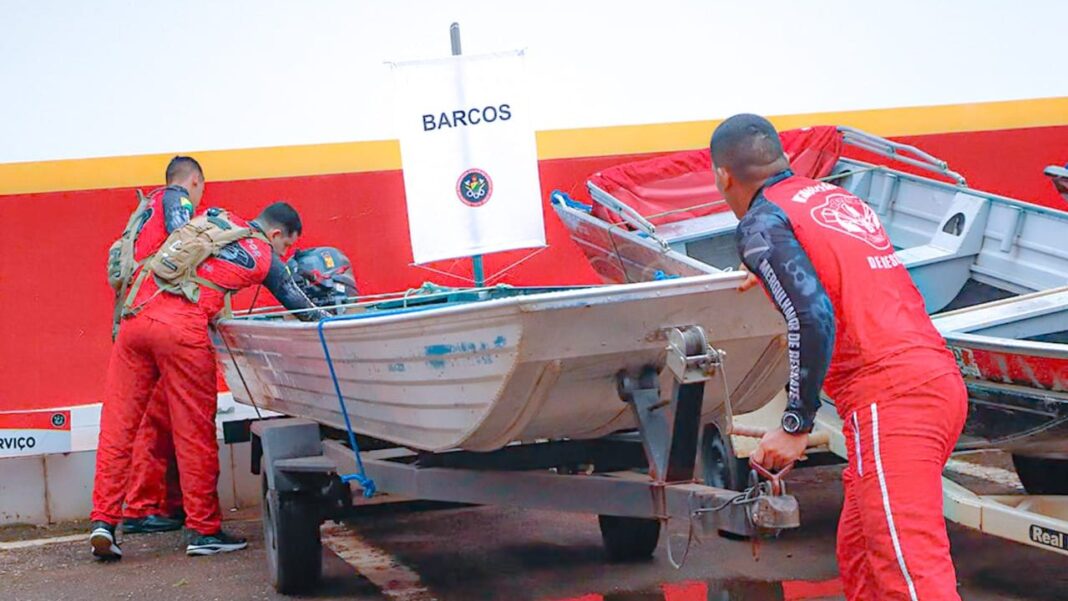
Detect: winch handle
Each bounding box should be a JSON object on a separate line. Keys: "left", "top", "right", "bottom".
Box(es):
{"left": 730, "top": 425, "right": 831, "bottom": 448}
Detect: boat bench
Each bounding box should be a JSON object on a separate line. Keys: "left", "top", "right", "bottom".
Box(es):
{"left": 896, "top": 191, "right": 991, "bottom": 312}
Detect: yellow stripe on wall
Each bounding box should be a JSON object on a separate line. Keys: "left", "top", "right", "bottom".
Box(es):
{"left": 536, "top": 96, "right": 1068, "bottom": 159}
{"left": 2, "top": 97, "right": 1066, "bottom": 196}
{"left": 0, "top": 140, "right": 401, "bottom": 196}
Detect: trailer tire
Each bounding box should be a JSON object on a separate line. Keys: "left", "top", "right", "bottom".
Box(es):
{"left": 598, "top": 515, "right": 660, "bottom": 562}
{"left": 263, "top": 477, "right": 323, "bottom": 594}
{"left": 700, "top": 423, "right": 751, "bottom": 539}
{"left": 1012, "top": 454, "right": 1068, "bottom": 494}
{"left": 700, "top": 423, "right": 747, "bottom": 492}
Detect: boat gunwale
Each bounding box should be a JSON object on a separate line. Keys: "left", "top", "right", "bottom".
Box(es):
{"left": 216, "top": 272, "right": 751, "bottom": 332}
{"left": 933, "top": 285, "right": 1068, "bottom": 320}
{"left": 833, "top": 157, "right": 1068, "bottom": 220}
{"left": 943, "top": 332, "right": 1068, "bottom": 360}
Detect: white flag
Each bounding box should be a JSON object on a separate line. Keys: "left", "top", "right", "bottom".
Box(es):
{"left": 392, "top": 50, "right": 546, "bottom": 264}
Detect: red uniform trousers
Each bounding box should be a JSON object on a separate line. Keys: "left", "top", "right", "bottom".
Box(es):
{"left": 91, "top": 312, "right": 221, "bottom": 534}
{"left": 122, "top": 188, "right": 188, "bottom": 520}
{"left": 836, "top": 372, "right": 968, "bottom": 601}
{"left": 123, "top": 387, "right": 183, "bottom": 519}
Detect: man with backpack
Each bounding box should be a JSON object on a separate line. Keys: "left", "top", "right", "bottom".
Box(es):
{"left": 91, "top": 202, "right": 328, "bottom": 560}
{"left": 110, "top": 156, "right": 205, "bottom": 535}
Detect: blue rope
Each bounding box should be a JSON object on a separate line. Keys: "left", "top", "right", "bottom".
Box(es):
{"left": 309, "top": 286, "right": 542, "bottom": 496}
{"left": 317, "top": 317, "right": 376, "bottom": 497}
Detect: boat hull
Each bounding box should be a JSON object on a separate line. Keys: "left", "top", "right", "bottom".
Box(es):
{"left": 214, "top": 275, "right": 788, "bottom": 452}
{"left": 930, "top": 287, "right": 1068, "bottom": 455}
{"left": 957, "top": 378, "right": 1068, "bottom": 456}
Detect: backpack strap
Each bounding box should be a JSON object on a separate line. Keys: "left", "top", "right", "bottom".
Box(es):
{"left": 110, "top": 189, "right": 156, "bottom": 338}
{"left": 112, "top": 286, "right": 127, "bottom": 341}
{"left": 112, "top": 254, "right": 141, "bottom": 340}
{"left": 192, "top": 275, "right": 231, "bottom": 295}
{"left": 120, "top": 262, "right": 159, "bottom": 318}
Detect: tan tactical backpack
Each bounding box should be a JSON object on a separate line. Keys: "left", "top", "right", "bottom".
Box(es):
{"left": 121, "top": 208, "right": 267, "bottom": 321}
{"left": 106, "top": 189, "right": 156, "bottom": 291}
{"left": 107, "top": 189, "right": 157, "bottom": 339}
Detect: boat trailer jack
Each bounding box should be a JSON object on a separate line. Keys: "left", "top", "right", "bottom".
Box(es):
{"left": 616, "top": 325, "right": 801, "bottom": 562}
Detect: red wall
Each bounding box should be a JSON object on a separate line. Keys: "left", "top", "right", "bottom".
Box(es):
{"left": 2, "top": 126, "right": 1065, "bottom": 411}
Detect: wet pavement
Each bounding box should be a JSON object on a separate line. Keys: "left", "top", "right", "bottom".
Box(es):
{"left": 1, "top": 463, "right": 1066, "bottom": 600}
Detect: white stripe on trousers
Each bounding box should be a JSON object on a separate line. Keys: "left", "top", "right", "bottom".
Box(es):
{"left": 852, "top": 411, "right": 863, "bottom": 476}
{"left": 871, "top": 403, "right": 920, "bottom": 601}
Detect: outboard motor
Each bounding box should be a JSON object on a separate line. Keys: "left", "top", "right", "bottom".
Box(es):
{"left": 287, "top": 247, "right": 358, "bottom": 312}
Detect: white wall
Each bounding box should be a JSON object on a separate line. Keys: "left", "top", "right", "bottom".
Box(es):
{"left": 0, "top": 441, "right": 261, "bottom": 525}
{"left": 2, "top": 0, "right": 1066, "bottom": 163}
{"left": 0, "top": 395, "right": 263, "bottom": 525}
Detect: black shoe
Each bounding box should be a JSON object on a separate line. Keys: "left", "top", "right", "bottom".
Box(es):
{"left": 186, "top": 529, "right": 248, "bottom": 556}
{"left": 89, "top": 521, "right": 122, "bottom": 560}
{"left": 123, "top": 514, "right": 184, "bottom": 534}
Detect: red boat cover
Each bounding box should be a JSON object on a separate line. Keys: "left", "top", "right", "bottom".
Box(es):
{"left": 588, "top": 125, "right": 843, "bottom": 226}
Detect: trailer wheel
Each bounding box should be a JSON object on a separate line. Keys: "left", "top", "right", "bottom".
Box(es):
{"left": 700, "top": 423, "right": 747, "bottom": 492}
{"left": 1012, "top": 454, "right": 1068, "bottom": 494}
{"left": 700, "top": 423, "right": 751, "bottom": 540}
{"left": 598, "top": 515, "right": 660, "bottom": 562}
{"left": 263, "top": 475, "right": 323, "bottom": 594}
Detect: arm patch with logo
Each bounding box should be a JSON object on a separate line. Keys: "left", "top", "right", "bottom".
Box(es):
{"left": 162, "top": 187, "right": 195, "bottom": 234}
{"left": 217, "top": 242, "right": 257, "bottom": 269}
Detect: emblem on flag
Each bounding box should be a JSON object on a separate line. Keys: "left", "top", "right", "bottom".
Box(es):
{"left": 456, "top": 168, "right": 493, "bottom": 207}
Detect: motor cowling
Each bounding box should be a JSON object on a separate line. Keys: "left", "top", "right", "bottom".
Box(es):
{"left": 287, "top": 247, "right": 358, "bottom": 311}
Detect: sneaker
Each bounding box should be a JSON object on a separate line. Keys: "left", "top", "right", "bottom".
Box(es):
{"left": 89, "top": 521, "right": 122, "bottom": 560}
{"left": 123, "top": 514, "right": 184, "bottom": 534}
{"left": 186, "top": 529, "right": 248, "bottom": 556}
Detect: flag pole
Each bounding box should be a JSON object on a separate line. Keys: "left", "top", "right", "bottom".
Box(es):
{"left": 451, "top": 22, "right": 486, "bottom": 288}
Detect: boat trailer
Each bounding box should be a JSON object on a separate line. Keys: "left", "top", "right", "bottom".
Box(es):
{"left": 248, "top": 325, "right": 808, "bottom": 594}
{"left": 813, "top": 409, "right": 1068, "bottom": 558}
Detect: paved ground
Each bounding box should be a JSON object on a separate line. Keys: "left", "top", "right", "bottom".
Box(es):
{"left": 1, "top": 462, "right": 1066, "bottom": 601}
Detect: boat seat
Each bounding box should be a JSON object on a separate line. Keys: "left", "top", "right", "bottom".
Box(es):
{"left": 656, "top": 211, "right": 739, "bottom": 248}
{"left": 895, "top": 192, "right": 991, "bottom": 312}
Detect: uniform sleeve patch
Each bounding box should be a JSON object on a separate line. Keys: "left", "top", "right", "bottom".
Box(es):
{"left": 217, "top": 244, "right": 256, "bottom": 269}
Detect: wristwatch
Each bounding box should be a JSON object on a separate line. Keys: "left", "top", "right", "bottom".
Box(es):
{"left": 781, "top": 410, "right": 808, "bottom": 434}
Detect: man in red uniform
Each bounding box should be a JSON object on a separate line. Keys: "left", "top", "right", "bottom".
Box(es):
{"left": 711, "top": 114, "right": 967, "bottom": 601}
{"left": 90, "top": 202, "right": 327, "bottom": 559}
{"left": 122, "top": 156, "right": 204, "bottom": 534}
